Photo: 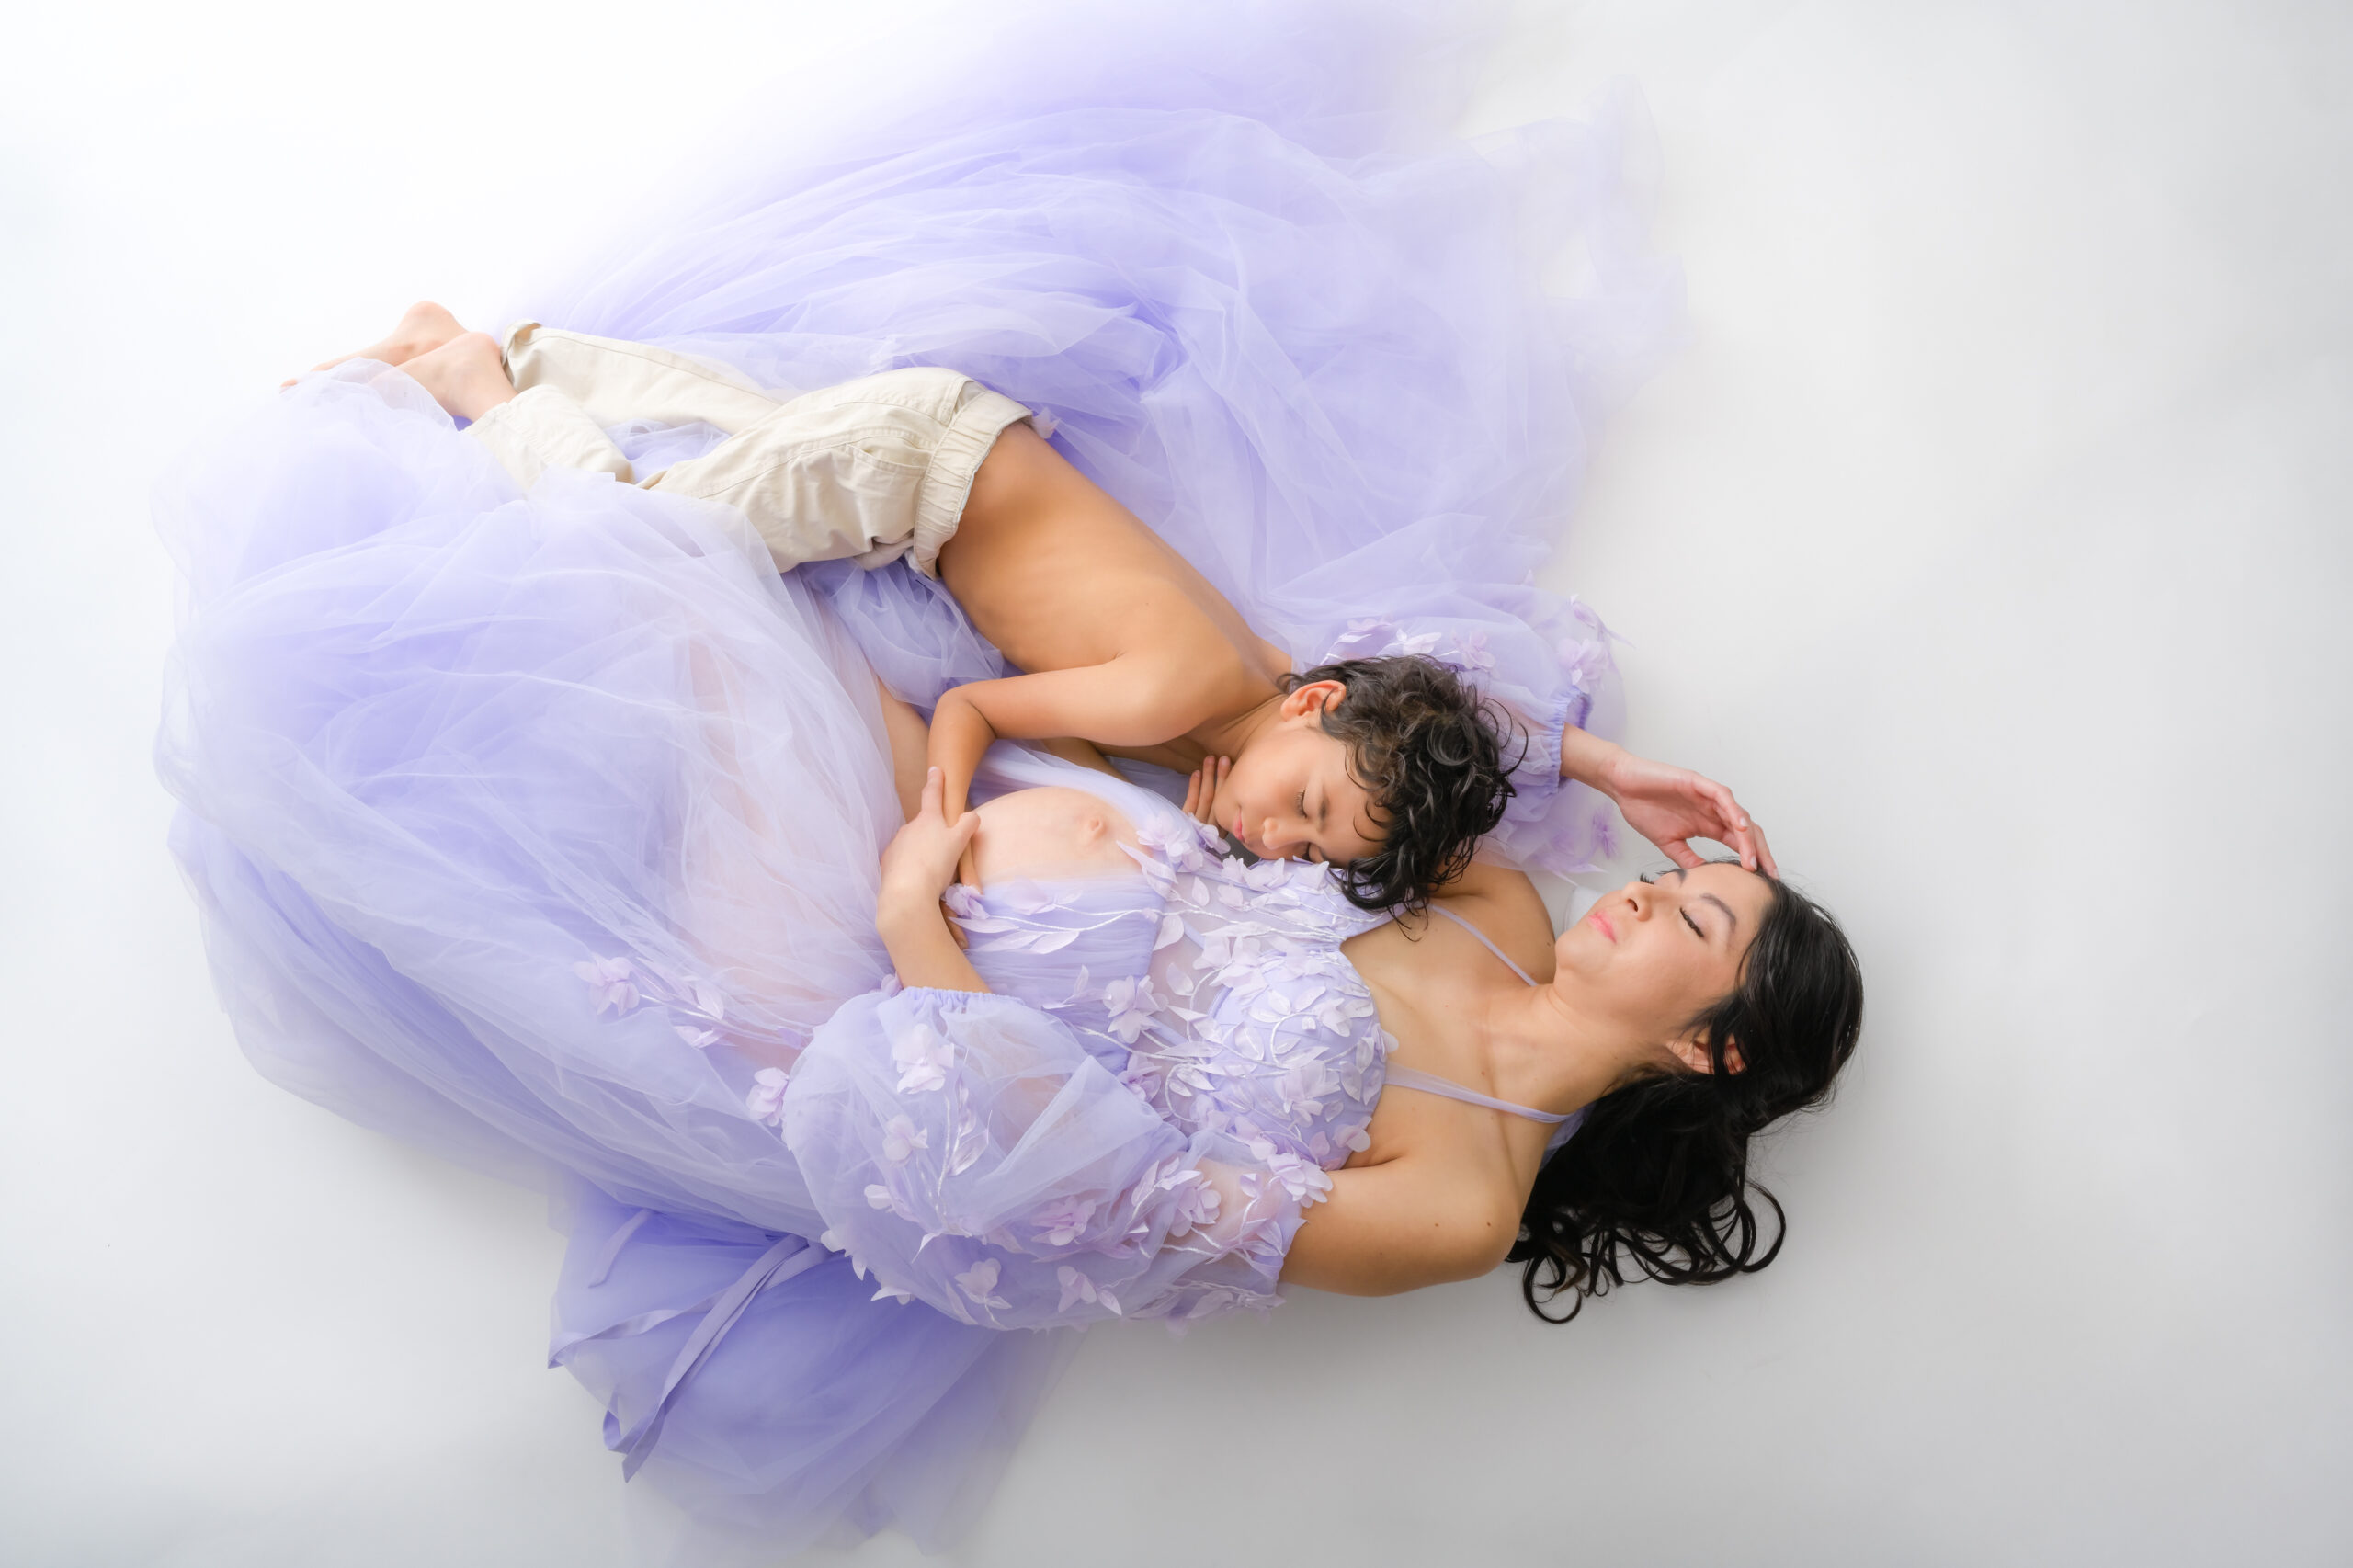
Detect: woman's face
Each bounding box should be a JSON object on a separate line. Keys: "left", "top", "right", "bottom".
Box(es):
{"left": 1554, "top": 864, "right": 1776, "bottom": 1072}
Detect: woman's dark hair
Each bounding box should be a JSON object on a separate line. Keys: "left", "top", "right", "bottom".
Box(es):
{"left": 1279, "top": 655, "right": 1518, "bottom": 914}
{"left": 1509, "top": 867, "right": 1865, "bottom": 1322}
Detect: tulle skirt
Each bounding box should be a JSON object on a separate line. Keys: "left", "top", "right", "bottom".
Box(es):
{"left": 515, "top": 0, "right": 1675, "bottom": 675}
{"left": 156, "top": 0, "right": 1676, "bottom": 1551}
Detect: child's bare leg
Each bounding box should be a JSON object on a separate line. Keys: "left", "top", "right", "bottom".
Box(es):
{"left": 292, "top": 301, "right": 465, "bottom": 384}
{"left": 401, "top": 333, "right": 517, "bottom": 422}
{"left": 875, "top": 677, "right": 931, "bottom": 824}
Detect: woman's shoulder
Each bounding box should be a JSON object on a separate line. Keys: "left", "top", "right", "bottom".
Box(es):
{"left": 1427, "top": 859, "right": 1557, "bottom": 976}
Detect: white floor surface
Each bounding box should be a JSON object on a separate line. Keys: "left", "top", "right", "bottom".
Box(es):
{"left": 4, "top": 2, "right": 2347, "bottom": 1562}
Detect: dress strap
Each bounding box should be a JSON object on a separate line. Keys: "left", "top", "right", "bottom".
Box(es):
{"left": 1381, "top": 1064, "right": 1571, "bottom": 1125}
{"left": 1428, "top": 902, "right": 1540, "bottom": 987}
{"left": 1401, "top": 905, "right": 1584, "bottom": 1153}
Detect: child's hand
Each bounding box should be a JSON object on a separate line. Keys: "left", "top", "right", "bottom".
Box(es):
{"left": 1603, "top": 752, "right": 1779, "bottom": 878}
{"left": 1181, "top": 756, "right": 1230, "bottom": 826}
{"left": 880, "top": 767, "right": 982, "bottom": 924}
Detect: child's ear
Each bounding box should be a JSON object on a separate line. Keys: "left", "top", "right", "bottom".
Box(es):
{"left": 1282, "top": 678, "right": 1347, "bottom": 719}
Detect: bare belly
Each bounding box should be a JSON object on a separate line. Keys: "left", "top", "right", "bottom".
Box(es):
{"left": 959, "top": 787, "right": 1142, "bottom": 888}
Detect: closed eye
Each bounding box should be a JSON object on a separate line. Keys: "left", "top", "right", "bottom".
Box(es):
{"left": 1682, "top": 910, "right": 1705, "bottom": 939}
{"left": 1296, "top": 791, "right": 1326, "bottom": 861}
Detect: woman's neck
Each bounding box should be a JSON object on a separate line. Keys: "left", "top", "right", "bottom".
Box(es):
{"left": 1479, "top": 975, "right": 1644, "bottom": 1119}
{"left": 1354, "top": 918, "right": 1639, "bottom": 1119}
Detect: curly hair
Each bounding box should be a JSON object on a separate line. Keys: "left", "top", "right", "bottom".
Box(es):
{"left": 1508, "top": 867, "right": 1865, "bottom": 1322}
{"left": 1279, "top": 655, "right": 1518, "bottom": 914}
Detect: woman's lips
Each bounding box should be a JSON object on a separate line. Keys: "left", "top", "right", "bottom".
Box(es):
{"left": 1586, "top": 908, "right": 1618, "bottom": 942}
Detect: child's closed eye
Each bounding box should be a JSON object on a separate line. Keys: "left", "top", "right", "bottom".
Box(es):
{"left": 1296, "top": 792, "right": 1327, "bottom": 862}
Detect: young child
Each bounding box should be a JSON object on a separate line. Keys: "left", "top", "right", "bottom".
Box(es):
{"left": 927, "top": 409, "right": 1526, "bottom": 909}
{"left": 318, "top": 306, "right": 1766, "bottom": 910}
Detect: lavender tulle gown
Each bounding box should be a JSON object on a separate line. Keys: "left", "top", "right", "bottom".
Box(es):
{"left": 155, "top": 0, "right": 1675, "bottom": 1551}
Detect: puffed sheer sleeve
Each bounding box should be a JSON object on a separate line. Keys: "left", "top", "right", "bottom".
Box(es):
{"left": 781, "top": 985, "right": 1330, "bottom": 1331}
{"left": 1313, "top": 583, "right": 1627, "bottom": 876}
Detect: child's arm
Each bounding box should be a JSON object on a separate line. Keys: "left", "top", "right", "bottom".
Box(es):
{"left": 929, "top": 660, "right": 1215, "bottom": 816}
{"left": 1036, "top": 736, "right": 1127, "bottom": 779}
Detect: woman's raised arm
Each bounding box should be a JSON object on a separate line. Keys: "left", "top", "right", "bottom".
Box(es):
{"left": 1556, "top": 724, "right": 1777, "bottom": 877}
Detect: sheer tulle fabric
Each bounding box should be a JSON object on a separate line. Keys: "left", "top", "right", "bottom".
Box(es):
{"left": 790, "top": 987, "right": 1314, "bottom": 1331}
{"left": 517, "top": 0, "right": 1671, "bottom": 871}
{"left": 160, "top": 369, "right": 887, "bottom": 1232}
{"left": 549, "top": 1189, "right": 1076, "bottom": 1552}
{"left": 156, "top": 0, "right": 1676, "bottom": 1551}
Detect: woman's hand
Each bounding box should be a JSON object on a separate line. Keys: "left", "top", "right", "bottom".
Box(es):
{"left": 1602, "top": 750, "right": 1778, "bottom": 878}
{"left": 881, "top": 767, "right": 981, "bottom": 913}
{"left": 876, "top": 769, "right": 989, "bottom": 993}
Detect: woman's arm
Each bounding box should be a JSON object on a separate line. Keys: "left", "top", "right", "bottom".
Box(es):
{"left": 790, "top": 984, "right": 1317, "bottom": 1329}
{"left": 874, "top": 675, "right": 933, "bottom": 824}
{"left": 1556, "top": 724, "right": 1778, "bottom": 877}
{"left": 1279, "top": 1156, "right": 1520, "bottom": 1296}
{"left": 1555, "top": 722, "right": 1623, "bottom": 791}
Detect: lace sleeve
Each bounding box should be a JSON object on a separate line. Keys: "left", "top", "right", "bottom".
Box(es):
{"left": 1316, "top": 585, "right": 1628, "bottom": 876}
{"left": 782, "top": 986, "right": 1329, "bottom": 1332}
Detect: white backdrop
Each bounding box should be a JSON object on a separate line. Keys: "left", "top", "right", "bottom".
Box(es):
{"left": 5, "top": 2, "right": 2347, "bottom": 1562}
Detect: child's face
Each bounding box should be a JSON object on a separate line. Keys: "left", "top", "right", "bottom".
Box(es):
{"left": 1215, "top": 682, "right": 1385, "bottom": 866}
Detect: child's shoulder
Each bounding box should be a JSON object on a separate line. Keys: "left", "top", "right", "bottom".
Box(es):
{"left": 1117, "top": 636, "right": 1276, "bottom": 723}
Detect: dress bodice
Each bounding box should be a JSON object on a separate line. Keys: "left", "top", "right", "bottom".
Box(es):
{"left": 807, "top": 790, "right": 1595, "bottom": 1335}
{"left": 945, "top": 810, "right": 1395, "bottom": 1176}
{"left": 787, "top": 797, "right": 1395, "bottom": 1334}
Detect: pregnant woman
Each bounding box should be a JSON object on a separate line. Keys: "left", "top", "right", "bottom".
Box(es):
{"left": 156, "top": 2, "right": 1861, "bottom": 1552}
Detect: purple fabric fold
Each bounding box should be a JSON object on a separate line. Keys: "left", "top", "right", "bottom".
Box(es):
{"left": 155, "top": 0, "right": 1677, "bottom": 1550}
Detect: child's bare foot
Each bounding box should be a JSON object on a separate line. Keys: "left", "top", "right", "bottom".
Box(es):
{"left": 286, "top": 301, "right": 466, "bottom": 386}
{"left": 399, "top": 331, "right": 516, "bottom": 422}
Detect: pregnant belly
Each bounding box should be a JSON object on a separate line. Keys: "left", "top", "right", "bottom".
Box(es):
{"left": 960, "top": 786, "right": 1143, "bottom": 890}
{"left": 948, "top": 786, "right": 1165, "bottom": 1043}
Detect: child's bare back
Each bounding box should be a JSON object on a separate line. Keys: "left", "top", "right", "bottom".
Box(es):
{"left": 929, "top": 422, "right": 1392, "bottom": 868}
{"left": 946, "top": 423, "right": 1289, "bottom": 694}
{"left": 300, "top": 308, "right": 1753, "bottom": 911}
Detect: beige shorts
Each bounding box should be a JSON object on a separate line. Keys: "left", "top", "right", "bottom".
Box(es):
{"left": 464, "top": 323, "right": 1048, "bottom": 576}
